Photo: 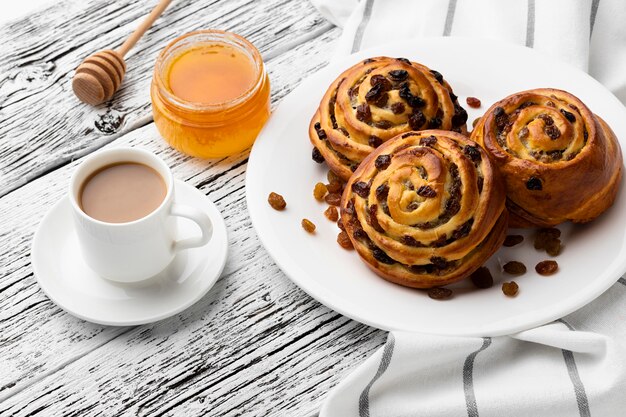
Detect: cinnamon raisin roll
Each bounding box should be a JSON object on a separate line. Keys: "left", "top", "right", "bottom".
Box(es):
{"left": 310, "top": 57, "right": 468, "bottom": 181}
{"left": 471, "top": 88, "right": 623, "bottom": 227}
{"left": 340, "top": 130, "right": 507, "bottom": 289}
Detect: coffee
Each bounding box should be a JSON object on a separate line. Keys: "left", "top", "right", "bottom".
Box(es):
{"left": 79, "top": 162, "right": 166, "bottom": 223}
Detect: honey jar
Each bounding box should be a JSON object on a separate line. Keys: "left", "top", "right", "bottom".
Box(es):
{"left": 151, "top": 30, "right": 270, "bottom": 158}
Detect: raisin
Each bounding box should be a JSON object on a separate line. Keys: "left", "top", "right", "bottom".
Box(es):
{"left": 494, "top": 106, "right": 505, "bottom": 117}
{"left": 370, "top": 74, "right": 392, "bottom": 91}
{"left": 313, "top": 182, "right": 328, "bottom": 201}
{"left": 503, "top": 261, "right": 526, "bottom": 275}
{"left": 430, "top": 256, "right": 449, "bottom": 269}
{"left": 538, "top": 114, "right": 554, "bottom": 126}
{"left": 301, "top": 219, "right": 316, "bottom": 233}
{"left": 372, "top": 247, "right": 395, "bottom": 264}
{"left": 428, "top": 117, "right": 442, "bottom": 128}
{"left": 312, "top": 147, "right": 325, "bottom": 163}
{"left": 546, "top": 238, "right": 562, "bottom": 256}
{"left": 388, "top": 69, "right": 408, "bottom": 81}
{"left": 363, "top": 58, "right": 376, "bottom": 64}
{"left": 409, "top": 96, "right": 426, "bottom": 108}
{"left": 327, "top": 170, "right": 343, "bottom": 184}
{"left": 326, "top": 182, "right": 343, "bottom": 194}
{"left": 353, "top": 228, "right": 368, "bottom": 240}
{"left": 356, "top": 104, "right": 372, "bottom": 122}
{"left": 545, "top": 101, "right": 556, "bottom": 108}
{"left": 314, "top": 122, "right": 321, "bottom": 130}
{"left": 325, "top": 193, "right": 342, "bottom": 206}
{"left": 375, "top": 154, "right": 392, "bottom": 170}
{"left": 396, "top": 57, "right": 411, "bottom": 64}
{"left": 391, "top": 102, "right": 405, "bottom": 114}
{"left": 536, "top": 260, "right": 558, "bottom": 275}
{"left": 463, "top": 145, "right": 482, "bottom": 162}
{"left": 519, "top": 102, "right": 535, "bottom": 109}
{"left": 401, "top": 235, "right": 422, "bottom": 247}
{"left": 337, "top": 127, "right": 350, "bottom": 137}
{"left": 365, "top": 84, "right": 383, "bottom": 102}
{"left": 374, "top": 120, "right": 393, "bottom": 129}
{"left": 518, "top": 127, "right": 529, "bottom": 139}
{"left": 538, "top": 228, "right": 561, "bottom": 240}
{"left": 420, "top": 135, "right": 437, "bottom": 146}
{"left": 560, "top": 109, "right": 576, "bottom": 123}
{"left": 470, "top": 267, "right": 493, "bottom": 289}
{"left": 376, "top": 184, "right": 389, "bottom": 201}
{"left": 368, "top": 204, "right": 384, "bottom": 232}
{"left": 466, "top": 97, "right": 481, "bottom": 108}
{"left": 472, "top": 117, "right": 481, "bottom": 128}
{"left": 369, "top": 135, "right": 383, "bottom": 148}
{"left": 430, "top": 70, "right": 444, "bottom": 84}
{"left": 268, "top": 192, "right": 286, "bottom": 210}
{"left": 337, "top": 231, "right": 353, "bottom": 249}
{"left": 375, "top": 93, "right": 389, "bottom": 108}
{"left": 526, "top": 177, "right": 543, "bottom": 190}
{"left": 503, "top": 235, "right": 524, "bottom": 247}
{"left": 502, "top": 281, "right": 519, "bottom": 297}
{"left": 545, "top": 125, "right": 561, "bottom": 140}
{"left": 352, "top": 181, "right": 370, "bottom": 198}
{"left": 345, "top": 198, "right": 355, "bottom": 214}
{"left": 452, "top": 104, "right": 468, "bottom": 127}
{"left": 408, "top": 111, "right": 426, "bottom": 130}
{"left": 337, "top": 218, "right": 345, "bottom": 231}
{"left": 398, "top": 83, "right": 412, "bottom": 101}
{"left": 451, "top": 219, "right": 473, "bottom": 240}
{"left": 324, "top": 206, "right": 339, "bottom": 222}
{"left": 417, "top": 185, "right": 437, "bottom": 198}
{"left": 428, "top": 287, "right": 453, "bottom": 300}
{"left": 316, "top": 128, "right": 327, "bottom": 140}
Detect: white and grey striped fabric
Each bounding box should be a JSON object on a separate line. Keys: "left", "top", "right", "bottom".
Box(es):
{"left": 309, "top": 1, "right": 626, "bottom": 416}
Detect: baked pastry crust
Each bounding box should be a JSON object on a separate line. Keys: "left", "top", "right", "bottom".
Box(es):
{"left": 310, "top": 57, "right": 468, "bottom": 181}
{"left": 471, "top": 88, "right": 623, "bottom": 227}
{"left": 340, "top": 130, "right": 507, "bottom": 289}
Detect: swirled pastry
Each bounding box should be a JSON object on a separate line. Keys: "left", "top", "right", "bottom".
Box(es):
{"left": 471, "top": 88, "right": 623, "bottom": 227}
{"left": 340, "top": 130, "right": 507, "bottom": 289}
{"left": 310, "top": 57, "right": 468, "bottom": 181}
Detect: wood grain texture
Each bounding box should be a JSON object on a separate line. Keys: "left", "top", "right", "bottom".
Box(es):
{"left": 0, "top": 0, "right": 332, "bottom": 197}
{"left": 0, "top": 9, "right": 387, "bottom": 413}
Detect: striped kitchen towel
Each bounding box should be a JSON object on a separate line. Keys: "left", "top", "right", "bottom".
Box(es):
{"left": 309, "top": 1, "right": 626, "bottom": 416}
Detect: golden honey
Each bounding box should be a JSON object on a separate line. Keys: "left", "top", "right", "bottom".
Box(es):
{"left": 151, "top": 30, "right": 270, "bottom": 158}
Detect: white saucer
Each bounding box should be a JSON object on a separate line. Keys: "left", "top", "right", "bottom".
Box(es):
{"left": 31, "top": 180, "right": 228, "bottom": 326}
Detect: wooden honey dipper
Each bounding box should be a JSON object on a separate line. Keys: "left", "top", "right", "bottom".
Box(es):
{"left": 72, "top": 0, "right": 173, "bottom": 106}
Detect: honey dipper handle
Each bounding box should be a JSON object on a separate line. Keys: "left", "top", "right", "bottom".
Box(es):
{"left": 117, "top": 0, "right": 173, "bottom": 57}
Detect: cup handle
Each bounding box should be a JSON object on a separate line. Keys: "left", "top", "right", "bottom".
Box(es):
{"left": 170, "top": 203, "right": 213, "bottom": 252}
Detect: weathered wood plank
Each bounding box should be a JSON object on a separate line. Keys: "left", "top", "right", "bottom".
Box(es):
{"left": 0, "top": 0, "right": 333, "bottom": 197}
{"left": 1, "top": 26, "right": 383, "bottom": 417}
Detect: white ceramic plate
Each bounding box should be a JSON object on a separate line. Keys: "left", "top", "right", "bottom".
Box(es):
{"left": 246, "top": 37, "right": 626, "bottom": 336}
{"left": 32, "top": 180, "right": 228, "bottom": 326}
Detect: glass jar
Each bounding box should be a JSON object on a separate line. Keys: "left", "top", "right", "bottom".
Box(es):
{"left": 151, "top": 30, "right": 270, "bottom": 158}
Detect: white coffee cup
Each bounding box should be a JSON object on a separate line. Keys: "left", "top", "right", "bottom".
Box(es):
{"left": 69, "top": 147, "right": 212, "bottom": 283}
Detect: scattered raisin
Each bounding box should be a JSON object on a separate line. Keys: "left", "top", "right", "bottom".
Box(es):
{"left": 470, "top": 267, "right": 493, "bottom": 289}
{"left": 352, "top": 181, "right": 370, "bottom": 198}
{"left": 356, "top": 104, "right": 372, "bottom": 122}
{"left": 503, "top": 261, "right": 527, "bottom": 275}
{"left": 337, "top": 231, "right": 353, "bottom": 249}
{"left": 545, "top": 125, "right": 561, "bottom": 140}
{"left": 463, "top": 145, "right": 482, "bottom": 162}
{"left": 369, "top": 135, "right": 383, "bottom": 148}
{"left": 313, "top": 182, "right": 328, "bottom": 201}
{"left": 534, "top": 228, "right": 561, "bottom": 250}
{"left": 408, "top": 111, "right": 426, "bottom": 130}
{"left": 375, "top": 154, "right": 392, "bottom": 170}
{"left": 417, "top": 185, "right": 437, "bottom": 198}
{"left": 324, "top": 206, "right": 339, "bottom": 222}
{"left": 503, "top": 235, "right": 524, "bottom": 247}
{"left": 420, "top": 135, "right": 437, "bottom": 146}
{"left": 326, "top": 182, "right": 343, "bottom": 194}
{"left": 325, "top": 193, "right": 342, "bottom": 206}
{"left": 466, "top": 97, "right": 481, "bottom": 108}
{"left": 526, "top": 177, "right": 542, "bottom": 190}
{"left": 312, "top": 147, "right": 325, "bottom": 163}
{"left": 327, "top": 170, "right": 341, "bottom": 184}
{"left": 390, "top": 102, "right": 405, "bottom": 114}
{"left": 535, "top": 260, "right": 558, "bottom": 275}
{"left": 301, "top": 219, "right": 316, "bottom": 233}
{"left": 388, "top": 69, "right": 408, "bottom": 81}
{"left": 560, "top": 109, "right": 576, "bottom": 123}
{"left": 337, "top": 218, "right": 345, "bottom": 231}
{"left": 502, "top": 281, "right": 519, "bottom": 297}
{"left": 545, "top": 238, "right": 562, "bottom": 256}
{"left": 268, "top": 192, "right": 286, "bottom": 210}
{"left": 428, "top": 287, "right": 453, "bottom": 300}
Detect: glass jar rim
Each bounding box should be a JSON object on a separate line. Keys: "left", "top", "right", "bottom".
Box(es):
{"left": 153, "top": 29, "right": 265, "bottom": 112}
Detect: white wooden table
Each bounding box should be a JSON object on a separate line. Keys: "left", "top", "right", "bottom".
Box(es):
{"left": 0, "top": 1, "right": 387, "bottom": 415}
